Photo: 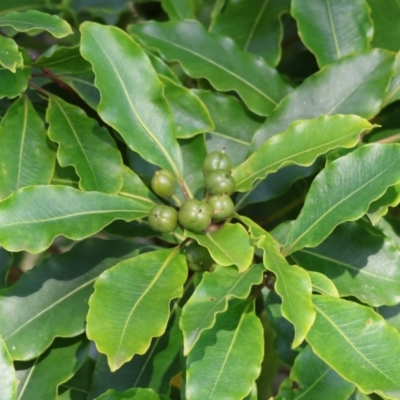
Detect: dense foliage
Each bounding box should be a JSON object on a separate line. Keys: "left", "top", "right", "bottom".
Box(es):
{"left": 1, "top": 0, "right": 400, "bottom": 399}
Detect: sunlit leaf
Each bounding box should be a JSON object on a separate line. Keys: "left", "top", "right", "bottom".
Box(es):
{"left": 0, "top": 36, "right": 22, "bottom": 72}
{"left": 0, "top": 335, "right": 16, "bottom": 400}
{"left": 308, "top": 271, "right": 339, "bottom": 298}
{"left": 95, "top": 388, "right": 170, "bottom": 400}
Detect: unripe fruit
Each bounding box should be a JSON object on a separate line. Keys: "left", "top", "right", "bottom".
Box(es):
{"left": 148, "top": 205, "right": 178, "bottom": 233}
{"left": 184, "top": 242, "right": 214, "bottom": 272}
{"left": 178, "top": 199, "right": 213, "bottom": 233}
{"left": 208, "top": 193, "right": 235, "bottom": 220}
{"left": 151, "top": 170, "right": 176, "bottom": 198}
{"left": 205, "top": 170, "right": 236, "bottom": 195}
{"left": 202, "top": 151, "right": 232, "bottom": 176}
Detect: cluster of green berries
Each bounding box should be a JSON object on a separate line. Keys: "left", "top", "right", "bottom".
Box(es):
{"left": 148, "top": 151, "right": 236, "bottom": 234}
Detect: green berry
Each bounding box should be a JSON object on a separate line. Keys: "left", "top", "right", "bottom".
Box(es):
{"left": 202, "top": 151, "right": 232, "bottom": 176}
{"left": 184, "top": 242, "right": 214, "bottom": 272}
{"left": 151, "top": 170, "right": 176, "bottom": 198}
{"left": 205, "top": 170, "right": 236, "bottom": 195}
{"left": 178, "top": 199, "right": 213, "bottom": 233}
{"left": 148, "top": 205, "right": 178, "bottom": 233}
{"left": 208, "top": 193, "right": 235, "bottom": 220}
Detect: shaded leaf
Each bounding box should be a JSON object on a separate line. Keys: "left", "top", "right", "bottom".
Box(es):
{"left": 259, "top": 234, "right": 315, "bottom": 348}
{"left": 186, "top": 300, "right": 263, "bottom": 400}
{"left": 181, "top": 264, "right": 264, "bottom": 355}
{"left": 276, "top": 345, "right": 355, "bottom": 400}
{"left": 15, "top": 337, "right": 89, "bottom": 400}
{"left": 0, "top": 239, "right": 145, "bottom": 361}
{"left": 292, "top": 0, "right": 373, "bottom": 67}
{"left": 194, "top": 90, "right": 264, "bottom": 166}
{"left": 378, "top": 304, "right": 400, "bottom": 333}
{"left": 95, "top": 388, "right": 170, "bottom": 400}
{"left": 212, "top": 0, "right": 290, "bottom": 66}
{"left": 0, "top": 335, "right": 16, "bottom": 400}
{"left": 368, "top": 184, "right": 400, "bottom": 225}
{"left": 80, "top": 22, "right": 190, "bottom": 194}
{"left": 0, "top": 185, "right": 151, "bottom": 253}
{"left": 0, "top": 96, "right": 55, "bottom": 200}
{"left": 308, "top": 271, "right": 339, "bottom": 297}
{"left": 291, "top": 221, "right": 400, "bottom": 307}
{"left": 368, "top": 0, "right": 400, "bottom": 51}
{"left": 307, "top": 296, "right": 400, "bottom": 399}
{"left": 46, "top": 95, "right": 123, "bottom": 193}
{"left": 87, "top": 248, "right": 187, "bottom": 371}
{"left": 283, "top": 144, "right": 400, "bottom": 255}
{"left": 147, "top": 52, "right": 181, "bottom": 84}
{"left": 185, "top": 223, "right": 254, "bottom": 272}
{"left": 51, "top": 163, "right": 79, "bottom": 188}
{"left": 159, "top": 75, "right": 214, "bottom": 139}
{"left": 0, "top": 247, "right": 12, "bottom": 289}
{"left": 161, "top": 0, "right": 195, "bottom": 21}
{"left": 233, "top": 114, "right": 373, "bottom": 192}
{"left": 0, "top": 0, "right": 46, "bottom": 15}
{"left": 251, "top": 49, "right": 395, "bottom": 149}
{"left": 0, "top": 36, "right": 22, "bottom": 72}
{"left": 0, "top": 10, "right": 72, "bottom": 38}
{"left": 385, "top": 53, "right": 400, "bottom": 108}
{"left": 129, "top": 20, "right": 291, "bottom": 116}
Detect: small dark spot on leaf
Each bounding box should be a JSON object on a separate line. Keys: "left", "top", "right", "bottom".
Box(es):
{"left": 291, "top": 381, "right": 299, "bottom": 390}
{"left": 209, "top": 297, "right": 215, "bottom": 301}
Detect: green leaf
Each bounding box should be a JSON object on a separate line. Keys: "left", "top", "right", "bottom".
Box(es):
{"left": 159, "top": 75, "right": 214, "bottom": 139}
{"left": 87, "top": 248, "right": 187, "bottom": 371}
{"left": 147, "top": 52, "right": 181, "bottom": 85}
{"left": 161, "top": 0, "right": 195, "bottom": 20}
{"left": 378, "top": 304, "right": 400, "bottom": 333}
{"left": 307, "top": 296, "right": 400, "bottom": 399}
{"left": 129, "top": 20, "right": 291, "bottom": 116}
{"left": 251, "top": 49, "right": 395, "bottom": 149}
{"left": 0, "top": 36, "right": 22, "bottom": 72}
{"left": 284, "top": 144, "right": 400, "bottom": 255}
{"left": 0, "top": 0, "right": 46, "bottom": 15}
{"left": 0, "top": 96, "right": 55, "bottom": 200}
{"left": 368, "top": 183, "right": 400, "bottom": 225}
{"left": 15, "top": 337, "right": 88, "bottom": 400}
{"left": 194, "top": 90, "right": 264, "bottom": 166}
{"left": 80, "top": 22, "right": 190, "bottom": 195}
{"left": 291, "top": 221, "right": 400, "bottom": 307}
{"left": 180, "top": 263, "right": 264, "bottom": 355}
{"left": 0, "top": 64, "right": 30, "bottom": 99}
{"left": 95, "top": 388, "right": 170, "bottom": 400}
{"left": 0, "top": 185, "right": 151, "bottom": 253}
{"left": 186, "top": 299, "right": 263, "bottom": 400}
{"left": 0, "top": 239, "right": 145, "bottom": 361}
{"left": 308, "top": 271, "right": 339, "bottom": 298}
{"left": 51, "top": 163, "right": 79, "bottom": 188}
{"left": 0, "top": 247, "right": 12, "bottom": 289}
{"left": 233, "top": 114, "right": 373, "bottom": 192}
{"left": 384, "top": 53, "right": 400, "bottom": 106}
{"left": 276, "top": 345, "right": 355, "bottom": 400}
{"left": 291, "top": 0, "right": 373, "bottom": 67}
{"left": 46, "top": 95, "right": 123, "bottom": 194}
{"left": 0, "top": 335, "right": 16, "bottom": 400}
{"left": 367, "top": 0, "right": 400, "bottom": 51}
{"left": 89, "top": 306, "right": 182, "bottom": 398}
{"left": 258, "top": 234, "right": 315, "bottom": 348}
{"left": 0, "top": 10, "right": 72, "bottom": 38}
{"left": 212, "top": 0, "right": 290, "bottom": 66}
{"left": 185, "top": 223, "right": 255, "bottom": 272}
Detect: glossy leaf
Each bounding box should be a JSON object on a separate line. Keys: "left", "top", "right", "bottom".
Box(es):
{"left": 87, "top": 248, "right": 187, "bottom": 371}
{"left": 259, "top": 234, "right": 315, "bottom": 348}
{"left": 15, "top": 337, "right": 88, "bottom": 400}
{"left": 185, "top": 223, "right": 254, "bottom": 272}
{"left": 283, "top": 144, "right": 400, "bottom": 255}
{"left": 233, "top": 114, "right": 373, "bottom": 192}
{"left": 46, "top": 95, "right": 123, "bottom": 194}
{"left": 368, "top": 0, "right": 400, "bottom": 51}
{"left": 308, "top": 271, "right": 339, "bottom": 298}
{"left": 384, "top": 53, "right": 400, "bottom": 106}
{"left": 0, "top": 239, "right": 145, "bottom": 361}
{"left": 0, "top": 185, "right": 151, "bottom": 253}
{"left": 0, "top": 96, "right": 55, "bottom": 200}
{"left": 181, "top": 264, "right": 264, "bottom": 355}
{"left": 194, "top": 90, "right": 264, "bottom": 166}
{"left": 186, "top": 299, "right": 263, "bottom": 400}
{"left": 147, "top": 52, "right": 181, "bottom": 84}
{"left": 368, "top": 183, "right": 400, "bottom": 225}
{"left": 129, "top": 20, "right": 291, "bottom": 116}
{"left": 88, "top": 306, "right": 182, "bottom": 398}
{"left": 159, "top": 75, "right": 214, "bottom": 139}
{"left": 292, "top": 0, "right": 373, "bottom": 67}
{"left": 80, "top": 23, "right": 189, "bottom": 194}
{"left": 0, "top": 335, "right": 16, "bottom": 400}
{"left": 276, "top": 345, "right": 355, "bottom": 400}
{"left": 0, "top": 36, "right": 22, "bottom": 72}
{"left": 95, "top": 388, "right": 170, "bottom": 400}
{"left": 251, "top": 49, "right": 395, "bottom": 149}
{"left": 291, "top": 221, "right": 400, "bottom": 307}
{"left": 161, "top": 0, "right": 195, "bottom": 20}
{"left": 307, "top": 296, "right": 400, "bottom": 399}
{"left": 0, "top": 10, "right": 72, "bottom": 38}
{"left": 212, "top": 0, "right": 290, "bottom": 66}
